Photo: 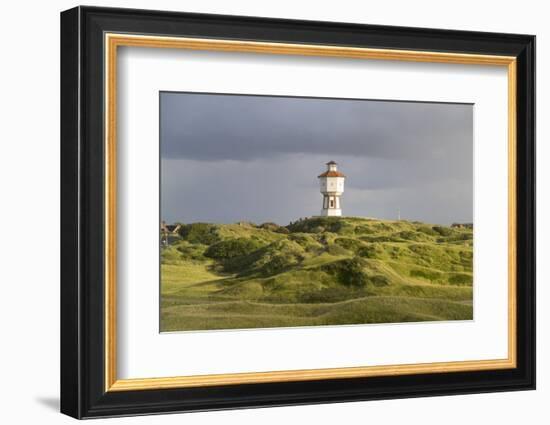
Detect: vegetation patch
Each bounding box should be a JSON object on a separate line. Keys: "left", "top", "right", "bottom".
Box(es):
{"left": 410, "top": 268, "right": 443, "bottom": 282}
{"left": 356, "top": 244, "right": 384, "bottom": 259}
{"left": 432, "top": 225, "right": 454, "bottom": 237}
{"left": 448, "top": 273, "right": 472, "bottom": 286}
{"left": 321, "top": 257, "right": 370, "bottom": 287}
{"left": 178, "top": 223, "right": 221, "bottom": 245}
{"left": 287, "top": 217, "right": 354, "bottom": 234}
{"left": 205, "top": 238, "right": 264, "bottom": 260}
{"left": 161, "top": 217, "right": 473, "bottom": 331}
{"left": 334, "top": 237, "right": 364, "bottom": 252}
{"left": 259, "top": 222, "right": 290, "bottom": 234}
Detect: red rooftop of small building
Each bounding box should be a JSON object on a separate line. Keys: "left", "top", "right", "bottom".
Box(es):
{"left": 318, "top": 161, "right": 346, "bottom": 178}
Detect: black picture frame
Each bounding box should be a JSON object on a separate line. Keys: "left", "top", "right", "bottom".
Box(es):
{"left": 61, "top": 5, "right": 535, "bottom": 419}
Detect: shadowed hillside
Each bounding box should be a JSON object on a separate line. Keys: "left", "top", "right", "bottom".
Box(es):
{"left": 160, "top": 217, "right": 473, "bottom": 332}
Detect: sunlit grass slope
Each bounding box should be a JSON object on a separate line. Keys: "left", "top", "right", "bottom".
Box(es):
{"left": 160, "top": 217, "right": 473, "bottom": 332}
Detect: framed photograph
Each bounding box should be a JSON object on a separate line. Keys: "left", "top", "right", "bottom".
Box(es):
{"left": 60, "top": 6, "right": 535, "bottom": 419}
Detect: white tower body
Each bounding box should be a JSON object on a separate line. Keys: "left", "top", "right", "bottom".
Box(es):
{"left": 318, "top": 161, "right": 345, "bottom": 216}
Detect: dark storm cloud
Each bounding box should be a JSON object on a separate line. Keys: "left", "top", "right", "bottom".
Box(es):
{"left": 161, "top": 93, "right": 472, "bottom": 162}
{"left": 160, "top": 92, "right": 473, "bottom": 225}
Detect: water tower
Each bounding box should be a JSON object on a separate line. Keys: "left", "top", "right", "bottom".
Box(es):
{"left": 318, "top": 161, "right": 345, "bottom": 216}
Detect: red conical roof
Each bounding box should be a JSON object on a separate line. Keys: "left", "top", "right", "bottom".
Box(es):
{"left": 318, "top": 170, "right": 346, "bottom": 178}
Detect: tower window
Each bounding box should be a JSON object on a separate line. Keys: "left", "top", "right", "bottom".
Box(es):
{"left": 330, "top": 199, "right": 334, "bottom": 208}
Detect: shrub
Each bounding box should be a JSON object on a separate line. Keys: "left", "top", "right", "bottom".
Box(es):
{"left": 259, "top": 222, "right": 280, "bottom": 231}
{"left": 322, "top": 257, "right": 369, "bottom": 287}
{"left": 219, "top": 239, "right": 305, "bottom": 276}
{"left": 204, "top": 238, "right": 263, "bottom": 260}
{"left": 327, "top": 221, "right": 354, "bottom": 234}
{"left": 286, "top": 217, "right": 352, "bottom": 234}
{"left": 416, "top": 225, "right": 439, "bottom": 236}
{"left": 178, "top": 223, "right": 220, "bottom": 245}
{"left": 286, "top": 217, "right": 327, "bottom": 233}
{"left": 443, "top": 233, "right": 472, "bottom": 242}
{"left": 259, "top": 222, "right": 289, "bottom": 233}
{"left": 261, "top": 255, "right": 297, "bottom": 276}
{"left": 334, "top": 237, "right": 363, "bottom": 252}
{"left": 432, "top": 226, "right": 454, "bottom": 237}
{"left": 448, "top": 273, "right": 472, "bottom": 285}
{"left": 357, "top": 244, "right": 383, "bottom": 259}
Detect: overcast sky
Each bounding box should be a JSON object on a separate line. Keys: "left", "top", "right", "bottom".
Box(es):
{"left": 160, "top": 92, "right": 473, "bottom": 226}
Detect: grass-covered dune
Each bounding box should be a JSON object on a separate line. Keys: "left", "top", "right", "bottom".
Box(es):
{"left": 161, "top": 217, "right": 473, "bottom": 332}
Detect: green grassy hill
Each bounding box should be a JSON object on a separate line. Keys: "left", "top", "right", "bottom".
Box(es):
{"left": 161, "top": 217, "right": 473, "bottom": 332}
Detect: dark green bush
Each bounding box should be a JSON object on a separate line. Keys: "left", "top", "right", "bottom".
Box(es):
{"left": 442, "top": 233, "right": 472, "bottom": 242}
{"left": 432, "top": 226, "right": 454, "bottom": 237}
{"left": 448, "top": 273, "right": 472, "bottom": 285}
{"left": 322, "top": 257, "right": 369, "bottom": 287}
{"left": 357, "top": 244, "right": 383, "bottom": 259}
{"left": 259, "top": 222, "right": 290, "bottom": 234}
{"left": 217, "top": 240, "right": 304, "bottom": 276}
{"left": 416, "top": 225, "right": 439, "bottom": 236}
{"left": 178, "top": 223, "right": 220, "bottom": 245}
{"left": 286, "top": 217, "right": 352, "bottom": 234}
{"left": 261, "top": 255, "right": 296, "bottom": 276}
{"left": 259, "top": 222, "right": 279, "bottom": 231}
{"left": 204, "top": 238, "right": 263, "bottom": 260}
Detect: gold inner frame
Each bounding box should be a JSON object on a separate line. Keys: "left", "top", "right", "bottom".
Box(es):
{"left": 104, "top": 33, "right": 517, "bottom": 392}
